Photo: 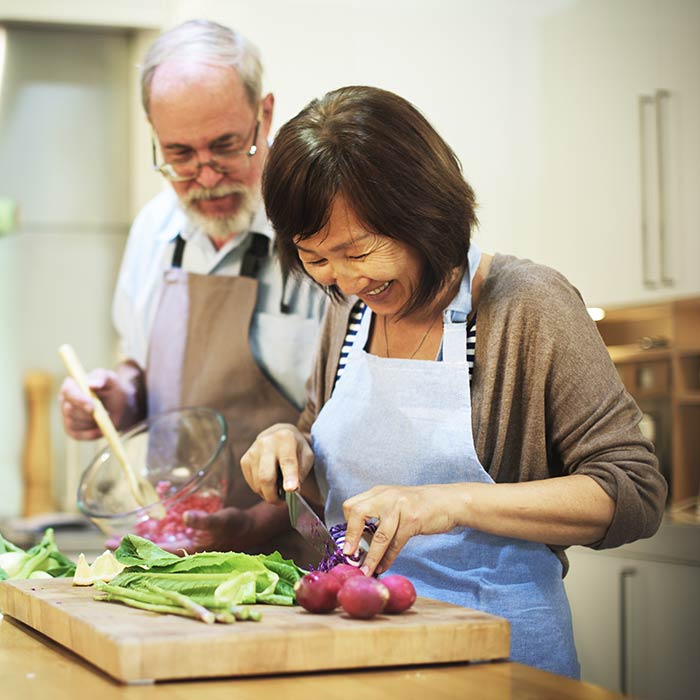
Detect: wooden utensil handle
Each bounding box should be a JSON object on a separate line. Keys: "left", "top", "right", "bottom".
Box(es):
{"left": 57, "top": 344, "right": 142, "bottom": 499}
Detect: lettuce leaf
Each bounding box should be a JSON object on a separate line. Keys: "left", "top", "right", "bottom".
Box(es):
{"left": 111, "top": 535, "right": 304, "bottom": 607}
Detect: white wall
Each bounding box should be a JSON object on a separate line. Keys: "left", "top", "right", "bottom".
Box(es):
{"left": 0, "top": 0, "right": 577, "bottom": 518}
{"left": 167, "top": 0, "right": 558, "bottom": 259}
{"left": 0, "top": 25, "right": 135, "bottom": 516}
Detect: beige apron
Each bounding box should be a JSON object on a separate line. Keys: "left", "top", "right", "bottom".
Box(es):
{"left": 145, "top": 234, "right": 314, "bottom": 562}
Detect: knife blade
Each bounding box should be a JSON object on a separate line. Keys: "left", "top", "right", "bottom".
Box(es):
{"left": 277, "top": 472, "right": 336, "bottom": 559}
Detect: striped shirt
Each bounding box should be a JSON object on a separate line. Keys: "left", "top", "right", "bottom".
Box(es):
{"left": 335, "top": 300, "right": 477, "bottom": 383}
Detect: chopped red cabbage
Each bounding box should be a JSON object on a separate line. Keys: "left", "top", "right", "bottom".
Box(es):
{"left": 314, "top": 521, "right": 377, "bottom": 572}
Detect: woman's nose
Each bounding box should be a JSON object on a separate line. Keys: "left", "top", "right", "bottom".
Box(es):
{"left": 310, "top": 262, "right": 365, "bottom": 295}
{"left": 333, "top": 266, "right": 368, "bottom": 297}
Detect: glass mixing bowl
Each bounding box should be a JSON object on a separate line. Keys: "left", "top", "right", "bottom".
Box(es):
{"left": 77, "top": 406, "right": 230, "bottom": 549}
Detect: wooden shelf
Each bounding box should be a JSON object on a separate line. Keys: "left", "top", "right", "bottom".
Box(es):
{"left": 597, "top": 297, "right": 700, "bottom": 506}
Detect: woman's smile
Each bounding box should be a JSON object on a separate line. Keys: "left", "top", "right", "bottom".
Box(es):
{"left": 365, "top": 280, "right": 391, "bottom": 297}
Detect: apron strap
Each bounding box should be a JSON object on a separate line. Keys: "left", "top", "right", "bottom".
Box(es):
{"left": 170, "top": 231, "right": 292, "bottom": 314}
{"left": 172, "top": 231, "right": 271, "bottom": 278}
{"left": 240, "top": 232, "right": 270, "bottom": 278}
{"left": 279, "top": 270, "right": 291, "bottom": 314}
{"left": 171, "top": 234, "right": 186, "bottom": 268}
{"left": 442, "top": 314, "right": 468, "bottom": 363}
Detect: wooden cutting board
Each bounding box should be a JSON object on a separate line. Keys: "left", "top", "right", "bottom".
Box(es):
{"left": 0, "top": 578, "right": 510, "bottom": 683}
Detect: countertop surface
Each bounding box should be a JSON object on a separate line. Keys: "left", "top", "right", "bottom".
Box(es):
{"left": 0, "top": 613, "right": 625, "bottom": 700}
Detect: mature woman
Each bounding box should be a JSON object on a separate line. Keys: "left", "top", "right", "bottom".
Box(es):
{"left": 240, "top": 86, "right": 667, "bottom": 677}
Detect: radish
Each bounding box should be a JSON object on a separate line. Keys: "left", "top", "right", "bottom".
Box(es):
{"left": 294, "top": 571, "right": 341, "bottom": 613}
{"left": 327, "top": 563, "right": 365, "bottom": 586}
{"left": 381, "top": 574, "right": 417, "bottom": 613}
{"left": 337, "top": 575, "right": 389, "bottom": 619}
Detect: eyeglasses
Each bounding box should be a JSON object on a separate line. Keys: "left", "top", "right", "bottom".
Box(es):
{"left": 152, "top": 119, "right": 260, "bottom": 182}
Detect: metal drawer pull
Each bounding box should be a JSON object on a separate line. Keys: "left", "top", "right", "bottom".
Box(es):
{"left": 638, "top": 95, "right": 655, "bottom": 288}
{"left": 654, "top": 89, "right": 673, "bottom": 286}
{"left": 619, "top": 567, "right": 637, "bottom": 695}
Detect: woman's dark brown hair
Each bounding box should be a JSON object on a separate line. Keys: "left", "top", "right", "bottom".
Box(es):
{"left": 263, "top": 85, "right": 478, "bottom": 315}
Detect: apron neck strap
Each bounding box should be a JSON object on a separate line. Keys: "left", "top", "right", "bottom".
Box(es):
{"left": 240, "top": 232, "right": 270, "bottom": 278}
{"left": 442, "top": 242, "right": 481, "bottom": 363}
{"left": 171, "top": 234, "right": 186, "bottom": 268}
{"left": 172, "top": 231, "right": 271, "bottom": 278}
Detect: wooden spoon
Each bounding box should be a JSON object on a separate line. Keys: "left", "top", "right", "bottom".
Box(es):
{"left": 58, "top": 344, "right": 163, "bottom": 515}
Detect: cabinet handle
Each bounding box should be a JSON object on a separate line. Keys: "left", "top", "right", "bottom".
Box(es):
{"left": 638, "top": 95, "right": 656, "bottom": 288}
{"left": 654, "top": 89, "right": 673, "bottom": 286}
{"left": 619, "top": 567, "right": 637, "bottom": 695}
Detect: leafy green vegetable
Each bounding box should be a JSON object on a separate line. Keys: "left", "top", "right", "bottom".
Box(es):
{"left": 0, "top": 529, "right": 76, "bottom": 580}
{"left": 97, "top": 535, "right": 306, "bottom": 622}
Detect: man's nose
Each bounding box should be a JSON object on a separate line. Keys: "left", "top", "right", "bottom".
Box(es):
{"left": 194, "top": 162, "right": 225, "bottom": 189}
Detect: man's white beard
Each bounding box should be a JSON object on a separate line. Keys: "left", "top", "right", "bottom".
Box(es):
{"left": 180, "top": 183, "right": 260, "bottom": 240}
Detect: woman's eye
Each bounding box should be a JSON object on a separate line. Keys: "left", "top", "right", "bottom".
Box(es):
{"left": 303, "top": 258, "right": 327, "bottom": 267}
{"left": 348, "top": 253, "right": 369, "bottom": 261}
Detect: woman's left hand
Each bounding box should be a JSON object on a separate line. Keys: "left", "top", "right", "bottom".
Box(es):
{"left": 341, "top": 484, "right": 456, "bottom": 576}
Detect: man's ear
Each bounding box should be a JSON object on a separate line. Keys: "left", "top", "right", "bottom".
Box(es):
{"left": 261, "top": 92, "right": 275, "bottom": 136}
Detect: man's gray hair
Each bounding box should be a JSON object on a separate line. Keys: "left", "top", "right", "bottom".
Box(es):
{"left": 141, "top": 19, "right": 263, "bottom": 115}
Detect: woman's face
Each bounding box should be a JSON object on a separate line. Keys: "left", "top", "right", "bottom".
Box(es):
{"left": 294, "top": 197, "right": 425, "bottom": 318}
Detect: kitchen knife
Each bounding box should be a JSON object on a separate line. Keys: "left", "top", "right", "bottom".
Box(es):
{"left": 277, "top": 473, "right": 336, "bottom": 559}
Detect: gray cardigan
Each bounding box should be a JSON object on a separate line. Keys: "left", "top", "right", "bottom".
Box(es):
{"left": 297, "top": 254, "right": 667, "bottom": 573}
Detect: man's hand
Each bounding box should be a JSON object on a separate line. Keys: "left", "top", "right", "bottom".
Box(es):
{"left": 59, "top": 361, "right": 145, "bottom": 440}
{"left": 157, "top": 502, "right": 290, "bottom": 554}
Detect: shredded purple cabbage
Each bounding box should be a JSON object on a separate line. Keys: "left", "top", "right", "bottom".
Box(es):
{"left": 313, "top": 521, "right": 378, "bottom": 572}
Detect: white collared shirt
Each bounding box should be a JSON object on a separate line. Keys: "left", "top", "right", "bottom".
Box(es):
{"left": 112, "top": 188, "right": 326, "bottom": 409}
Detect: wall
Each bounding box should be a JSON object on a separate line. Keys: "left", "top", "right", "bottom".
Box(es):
{"left": 0, "top": 25, "right": 134, "bottom": 516}
{"left": 169, "top": 0, "right": 555, "bottom": 259}
{"left": 0, "top": 0, "right": 561, "bottom": 519}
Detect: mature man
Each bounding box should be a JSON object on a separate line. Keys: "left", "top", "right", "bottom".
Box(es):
{"left": 59, "top": 20, "right": 325, "bottom": 557}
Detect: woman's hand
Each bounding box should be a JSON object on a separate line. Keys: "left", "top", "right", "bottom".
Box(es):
{"left": 240, "top": 423, "right": 315, "bottom": 502}
{"left": 342, "top": 484, "right": 457, "bottom": 576}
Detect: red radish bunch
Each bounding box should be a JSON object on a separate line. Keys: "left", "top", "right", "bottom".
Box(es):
{"left": 380, "top": 574, "right": 417, "bottom": 613}
{"left": 337, "top": 576, "right": 390, "bottom": 619}
{"left": 327, "top": 563, "right": 365, "bottom": 586}
{"left": 295, "top": 565, "right": 416, "bottom": 619}
{"left": 294, "top": 572, "right": 342, "bottom": 613}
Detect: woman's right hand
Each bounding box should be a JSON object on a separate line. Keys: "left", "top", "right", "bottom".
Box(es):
{"left": 58, "top": 368, "right": 133, "bottom": 440}
{"left": 240, "top": 423, "right": 315, "bottom": 503}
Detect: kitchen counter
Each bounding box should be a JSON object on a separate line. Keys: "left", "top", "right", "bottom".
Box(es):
{"left": 1, "top": 613, "right": 624, "bottom": 700}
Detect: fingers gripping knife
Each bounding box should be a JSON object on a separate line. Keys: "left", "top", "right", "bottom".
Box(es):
{"left": 276, "top": 471, "right": 336, "bottom": 560}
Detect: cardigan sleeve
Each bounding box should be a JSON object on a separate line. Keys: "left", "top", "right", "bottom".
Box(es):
{"left": 531, "top": 268, "right": 667, "bottom": 548}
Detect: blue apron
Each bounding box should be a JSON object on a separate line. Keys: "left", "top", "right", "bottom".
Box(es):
{"left": 311, "top": 244, "right": 580, "bottom": 678}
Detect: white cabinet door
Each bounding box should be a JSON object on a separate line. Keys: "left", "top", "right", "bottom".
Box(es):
{"left": 564, "top": 549, "right": 623, "bottom": 691}
{"left": 529, "top": 0, "right": 700, "bottom": 307}
{"left": 625, "top": 557, "right": 700, "bottom": 700}
{"left": 565, "top": 546, "right": 700, "bottom": 700}
{"left": 656, "top": 0, "right": 700, "bottom": 300}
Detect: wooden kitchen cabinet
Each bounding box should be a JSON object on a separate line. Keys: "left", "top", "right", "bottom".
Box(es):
{"left": 528, "top": 0, "right": 700, "bottom": 308}
{"left": 597, "top": 297, "right": 700, "bottom": 508}
{"left": 564, "top": 521, "right": 700, "bottom": 700}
